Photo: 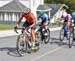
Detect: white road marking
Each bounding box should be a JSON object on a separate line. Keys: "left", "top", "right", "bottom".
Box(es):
{"left": 31, "top": 47, "right": 62, "bottom": 61}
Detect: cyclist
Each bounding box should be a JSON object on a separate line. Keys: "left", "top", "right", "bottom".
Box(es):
{"left": 71, "top": 11, "right": 75, "bottom": 26}
{"left": 71, "top": 11, "right": 75, "bottom": 40}
{"left": 37, "top": 11, "right": 50, "bottom": 39}
{"left": 61, "top": 9, "right": 71, "bottom": 36}
{"left": 15, "top": 8, "right": 37, "bottom": 50}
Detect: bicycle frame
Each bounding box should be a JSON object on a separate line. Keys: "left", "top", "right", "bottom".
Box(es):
{"left": 24, "top": 29, "right": 31, "bottom": 41}
{"left": 15, "top": 27, "right": 32, "bottom": 41}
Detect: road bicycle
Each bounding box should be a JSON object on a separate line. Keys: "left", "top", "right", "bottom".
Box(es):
{"left": 68, "top": 23, "right": 75, "bottom": 48}
{"left": 14, "top": 27, "right": 40, "bottom": 56}
{"left": 36, "top": 24, "right": 50, "bottom": 44}
{"left": 60, "top": 22, "right": 75, "bottom": 48}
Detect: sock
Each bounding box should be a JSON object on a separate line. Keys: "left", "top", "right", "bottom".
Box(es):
{"left": 32, "top": 42, "right": 35, "bottom": 47}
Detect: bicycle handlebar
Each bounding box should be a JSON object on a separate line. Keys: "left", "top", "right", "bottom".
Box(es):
{"left": 14, "top": 27, "right": 30, "bottom": 34}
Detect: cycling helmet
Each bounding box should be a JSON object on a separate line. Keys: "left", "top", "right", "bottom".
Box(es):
{"left": 23, "top": 8, "right": 31, "bottom": 14}
{"left": 39, "top": 10, "right": 45, "bottom": 15}
{"left": 62, "top": 11, "right": 67, "bottom": 17}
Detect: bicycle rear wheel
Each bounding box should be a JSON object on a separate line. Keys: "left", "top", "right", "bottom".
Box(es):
{"left": 42, "top": 29, "right": 50, "bottom": 44}
{"left": 16, "top": 34, "right": 27, "bottom": 56}
{"left": 36, "top": 31, "right": 42, "bottom": 44}
{"left": 68, "top": 28, "right": 74, "bottom": 48}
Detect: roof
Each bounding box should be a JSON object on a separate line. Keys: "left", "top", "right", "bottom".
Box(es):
{"left": 37, "top": 5, "right": 51, "bottom": 11}
{"left": 0, "top": 0, "right": 29, "bottom": 12}
{"left": 37, "top": 4, "right": 68, "bottom": 18}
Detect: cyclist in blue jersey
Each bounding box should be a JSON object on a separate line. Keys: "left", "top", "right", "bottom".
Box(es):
{"left": 38, "top": 11, "right": 50, "bottom": 32}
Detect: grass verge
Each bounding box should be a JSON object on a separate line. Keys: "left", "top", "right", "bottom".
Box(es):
{"left": 0, "top": 24, "right": 15, "bottom": 30}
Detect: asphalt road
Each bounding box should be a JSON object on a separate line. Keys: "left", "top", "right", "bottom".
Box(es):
{"left": 0, "top": 31, "right": 75, "bottom": 61}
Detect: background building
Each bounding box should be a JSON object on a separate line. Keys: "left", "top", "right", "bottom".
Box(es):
{"left": 0, "top": 0, "right": 68, "bottom": 24}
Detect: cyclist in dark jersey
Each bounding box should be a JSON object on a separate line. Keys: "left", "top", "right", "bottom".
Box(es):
{"left": 38, "top": 11, "right": 50, "bottom": 32}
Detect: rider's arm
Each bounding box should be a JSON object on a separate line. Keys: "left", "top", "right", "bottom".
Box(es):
{"left": 16, "top": 12, "right": 24, "bottom": 26}
{"left": 67, "top": 14, "right": 71, "bottom": 21}
{"left": 44, "top": 16, "right": 49, "bottom": 25}
{"left": 30, "top": 20, "right": 36, "bottom": 28}
{"left": 37, "top": 15, "right": 42, "bottom": 20}
{"left": 67, "top": 14, "right": 71, "bottom": 29}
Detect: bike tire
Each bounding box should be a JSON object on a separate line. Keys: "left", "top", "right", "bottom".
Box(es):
{"left": 36, "top": 31, "right": 42, "bottom": 44}
{"left": 16, "top": 34, "right": 27, "bottom": 56}
{"left": 60, "top": 29, "right": 64, "bottom": 42}
{"left": 43, "top": 29, "right": 50, "bottom": 44}
{"left": 68, "top": 28, "right": 74, "bottom": 48}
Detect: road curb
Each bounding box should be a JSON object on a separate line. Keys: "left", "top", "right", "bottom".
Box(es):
{"left": 0, "top": 27, "right": 62, "bottom": 38}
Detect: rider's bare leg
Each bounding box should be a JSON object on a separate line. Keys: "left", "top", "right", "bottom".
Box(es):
{"left": 31, "top": 29, "right": 35, "bottom": 46}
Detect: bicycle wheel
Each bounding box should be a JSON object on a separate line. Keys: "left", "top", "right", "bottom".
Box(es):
{"left": 16, "top": 34, "right": 27, "bottom": 56}
{"left": 36, "top": 31, "right": 42, "bottom": 44}
{"left": 68, "top": 28, "right": 74, "bottom": 48}
{"left": 60, "top": 29, "right": 64, "bottom": 42}
{"left": 73, "top": 27, "right": 75, "bottom": 41}
{"left": 42, "top": 29, "right": 50, "bottom": 44}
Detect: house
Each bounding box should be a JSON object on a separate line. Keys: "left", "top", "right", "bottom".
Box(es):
{"left": 0, "top": 0, "right": 44, "bottom": 24}
{"left": 37, "top": 4, "right": 68, "bottom": 23}
{"left": 0, "top": 0, "right": 28, "bottom": 23}
{"left": 0, "top": 0, "right": 68, "bottom": 24}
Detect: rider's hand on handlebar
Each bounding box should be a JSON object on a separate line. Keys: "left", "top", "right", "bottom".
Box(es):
{"left": 14, "top": 25, "right": 19, "bottom": 33}
{"left": 14, "top": 24, "right": 19, "bottom": 31}
{"left": 14, "top": 26, "right": 17, "bottom": 30}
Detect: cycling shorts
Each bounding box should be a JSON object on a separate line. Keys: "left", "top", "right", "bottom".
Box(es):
{"left": 23, "top": 21, "right": 35, "bottom": 29}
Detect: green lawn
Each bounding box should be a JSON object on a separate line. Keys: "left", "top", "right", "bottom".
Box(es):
{"left": 0, "top": 23, "right": 61, "bottom": 30}
{"left": 0, "top": 24, "right": 15, "bottom": 30}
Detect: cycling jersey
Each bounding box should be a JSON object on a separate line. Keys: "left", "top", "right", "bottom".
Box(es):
{"left": 17, "top": 12, "right": 36, "bottom": 24}
{"left": 62, "top": 13, "right": 71, "bottom": 23}
{"left": 66, "top": 14, "right": 71, "bottom": 21}
{"left": 71, "top": 14, "right": 75, "bottom": 23}
{"left": 38, "top": 13, "right": 49, "bottom": 24}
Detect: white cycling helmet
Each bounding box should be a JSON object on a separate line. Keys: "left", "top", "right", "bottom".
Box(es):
{"left": 62, "top": 12, "right": 67, "bottom": 17}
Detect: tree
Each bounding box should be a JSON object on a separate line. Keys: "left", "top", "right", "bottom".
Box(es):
{"left": 44, "top": 0, "right": 75, "bottom": 12}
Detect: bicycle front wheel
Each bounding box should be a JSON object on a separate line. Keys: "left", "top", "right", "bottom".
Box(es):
{"left": 16, "top": 34, "right": 27, "bottom": 56}
{"left": 68, "top": 28, "right": 74, "bottom": 48}
{"left": 60, "top": 29, "right": 64, "bottom": 42}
